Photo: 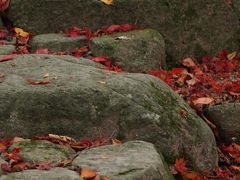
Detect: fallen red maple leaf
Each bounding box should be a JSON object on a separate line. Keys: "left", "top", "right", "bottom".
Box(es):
{"left": 0, "top": 54, "right": 15, "bottom": 62}
{"left": 1, "top": 163, "right": 12, "bottom": 172}
{"left": 0, "top": 28, "right": 8, "bottom": 39}
{"left": 174, "top": 158, "right": 188, "bottom": 174}
{"left": 91, "top": 56, "right": 112, "bottom": 67}
{"left": 0, "top": 0, "right": 10, "bottom": 12}
{"left": 0, "top": 138, "right": 13, "bottom": 152}
{"left": 100, "top": 24, "right": 137, "bottom": 34}
{"left": 72, "top": 46, "right": 88, "bottom": 57}
{"left": 12, "top": 162, "right": 32, "bottom": 171}
{"left": 27, "top": 79, "right": 50, "bottom": 85}
{"left": 36, "top": 162, "right": 52, "bottom": 170}
{"left": 35, "top": 48, "right": 49, "bottom": 54}
{"left": 3, "top": 147, "right": 22, "bottom": 163}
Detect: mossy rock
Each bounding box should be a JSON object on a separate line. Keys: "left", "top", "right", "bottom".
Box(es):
{"left": 9, "top": 140, "right": 76, "bottom": 163}
{"left": 73, "top": 141, "right": 174, "bottom": 180}
{"left": 30, "top": 33, "right": 86, "bottom": 52}
{"left": 0, "top": 54, "right": 217, "bottom": 172}
{"left": 90, "top": 29, "right": 165, "bottom": 72}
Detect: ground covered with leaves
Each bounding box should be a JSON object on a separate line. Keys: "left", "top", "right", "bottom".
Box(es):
{"left": 0, "top": 1, "right": 240, "bottom": 178}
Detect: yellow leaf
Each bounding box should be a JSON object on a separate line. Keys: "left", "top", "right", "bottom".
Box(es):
{"left": 100, "top": 0, "right": 113, "bottom": 5}
{"left": 14, "top": 28, "right": 29, "bottom": 37}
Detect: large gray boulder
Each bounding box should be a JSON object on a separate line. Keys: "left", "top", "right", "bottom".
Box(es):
{"left": 0, "top": 54, "right": 217, "bottom": 171}
{"left": 73, "top": 141, "right": 174, "bottom": 180}
{"left": 0, "top": 168, "right": 82, "bottom": 180}
{"left": 204, "top": 103, "right": 240, "bottom": 143}
{"left": 90, "top": 29, "right": 165, "bottom": 72}
{"left": 7, "top": 0, "right": 240, "bottom": 66}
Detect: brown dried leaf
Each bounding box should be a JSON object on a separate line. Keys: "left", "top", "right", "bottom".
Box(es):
{"left": 98, "top": 81, "right": 106, "bottom": 84}
{"left": 227, "top": 51, "right": 237, "bottom": 60}
{"left": 48, "top": 134, "right": 76, "bottom": 143}
{"left": 12, "top": 137, "right": 30, "bottom": 143}
{"left": 192, "top": 97, "right": 214, "bottom": 105}
{"left": 27, "top": 79, "right": 49, "bottom": 85}
{"left": 181, "top": 58, "right": 196, "bottom": 67}
{"left": 111, "top": 138, "right": 122, "bottom": 145}
{"left": 80, "top": 168, "right": 97, "bottom": 179}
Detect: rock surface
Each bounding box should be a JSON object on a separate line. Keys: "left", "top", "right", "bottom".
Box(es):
{"left": 30, "top": 33, "right": 86, "bottom": 52}
{"left": 0, "top": 168, "right": 82, "bottom": 180}
{"left": 73, "top": 140, "right": 174, "bottom": 180}
{"left": 9, "top": 140, "right": 76, "bottom": 163}
{"left": 0, "top": 45, "right": 15, "bottom": 55}
{"left": 0, "top": 54, "right": 217, "bottom": 171}
{"left": 90, "top": 29, "right": 165, "bottom": 72}
{"left": 204, "top": 103, "right": 240, "bottom": 143}
{"left": 8, "top": 0, "right": 240, "bottom": 66}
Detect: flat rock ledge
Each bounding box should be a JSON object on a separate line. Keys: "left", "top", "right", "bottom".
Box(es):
{"left": 30, "top": 33, "right": 86, "bottom": 52}
{"left": 72, "top": 140, "right": 174, "bottom": 180}
{"left": 0, "top": 168, "right": 82, "bottom": 180}
{"left": 90, "top": 29, "right": 166, "bottom": 72}
{"left": 0, "top": 141, "right": 173, "bottom": 179}
{"left": 9, "top": 140, "right": 76, "bottom": 163}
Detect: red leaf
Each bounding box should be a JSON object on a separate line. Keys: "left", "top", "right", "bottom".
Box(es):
{"left": 100, "top": 24, "right": 137, "bottom": 34}
{"left": 174, "top": 158, "right": 188, "bottom": 174}
{"left": 0, "top": 138, "right": 13, "bottom": 152}
{"left": 217, "top": 49, "right": 228, "bottom": 59}
{"left": 0, "top": 54, "right": 15, "bottom": 62}
{"left": 91, "top": 56, "right": 112, "bottom": 67}
{"left": 1, "top": 163, "right": 12, "bottom": 172}
{"left": 36, "top": 162, "right": 52, "bottom": 170}
{"left": 0, "top": 0, "right": 10, "bottom": 11}
{"left": 27, "top": 79, "right": 50, "bottom": 85}
{"left": 91, "top": 56, "right": 108, "bottom": 62}
{"left": 3, "top": 147, "right": 22, "bottom": 163}
{"left": 72, "top": 46, "right": 88, "bottom": 57}
{"left": 119, "top": 24, "right": 137, "bottom": 31}
{"left": 35, "top": 48, "right": 49, "bottom": 54}
{"left": 0, "top": 29, "right": 8, "bottom": 39}
{"left": 12, "top": 162, "right": 32, "bottom": 171}
{"left": 65, "top": 27, "right": 83, "bottom": 37}
{"left": 171, "top": 68, "right": 186, "bottom": 75}
{"left": 104, "top": 25, "right": 121, "bottom": 34}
